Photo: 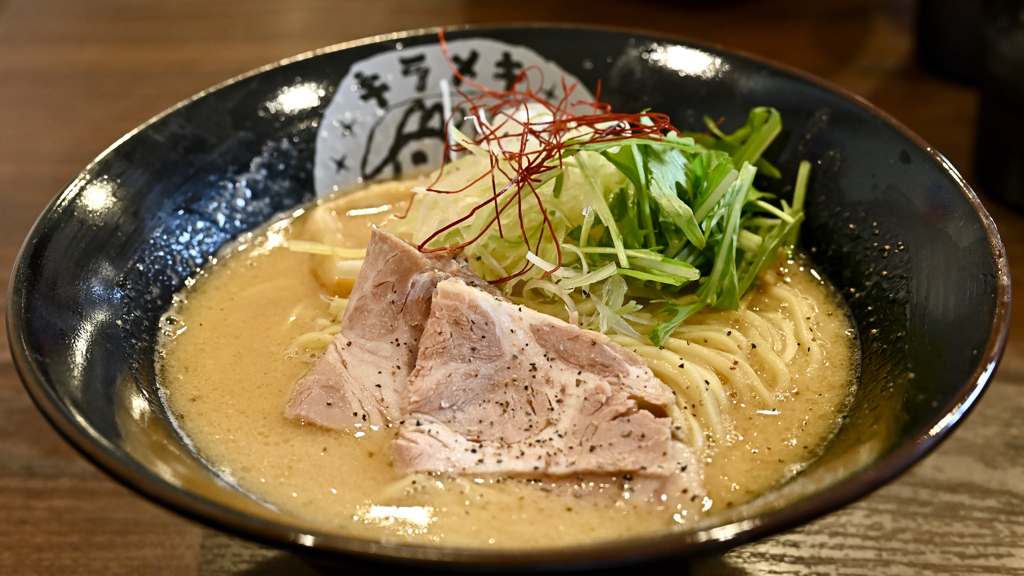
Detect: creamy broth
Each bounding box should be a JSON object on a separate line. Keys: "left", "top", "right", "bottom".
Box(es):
{"left": 157, "top": 185, "right": 858, "bottom": 548}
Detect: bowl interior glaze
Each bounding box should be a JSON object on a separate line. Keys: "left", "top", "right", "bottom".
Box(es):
{"left": 7, "top": 26, "right": 1010, "bottom": 571}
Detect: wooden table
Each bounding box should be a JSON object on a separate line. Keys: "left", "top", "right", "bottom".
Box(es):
{"left": 1, "top": 0, "right": 1021, "bottom": 573}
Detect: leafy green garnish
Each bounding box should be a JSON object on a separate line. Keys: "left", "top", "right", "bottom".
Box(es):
{"left": 649, "top": 299, "right": 706, "bottom": 347}
{"left": 699, "top": 106, "right": 783, "bottom": 178}
{"left": 396, "top": 105, "right": 808, "bottom": 347}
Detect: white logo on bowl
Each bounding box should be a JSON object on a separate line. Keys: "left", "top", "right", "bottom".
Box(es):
{"left": 314, "top": 37, "right": 593, "bottom": 196}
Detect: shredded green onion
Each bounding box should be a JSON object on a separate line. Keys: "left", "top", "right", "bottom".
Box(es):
{"left": 391, "top": 105, "right": 808, "bottom": 346}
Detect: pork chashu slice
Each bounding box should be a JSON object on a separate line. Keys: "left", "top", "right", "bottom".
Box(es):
{"left": 285, "top": 227, "right": 498, "bottom": 431}
{"left": 395, "top": 279, "right": 702, "bottom": 499}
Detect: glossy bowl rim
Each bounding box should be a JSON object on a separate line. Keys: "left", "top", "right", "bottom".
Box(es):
{"left": 6, "top": 22, "right": 1012, "bottom": 570}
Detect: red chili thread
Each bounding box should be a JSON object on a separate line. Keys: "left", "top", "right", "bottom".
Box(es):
{"left": 414, "top": 30, "right": 685, "bottom": 283}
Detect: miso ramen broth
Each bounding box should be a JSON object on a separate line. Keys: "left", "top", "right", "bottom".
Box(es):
{"left": 156, "top": 183, "right": 858, "bottom": 549}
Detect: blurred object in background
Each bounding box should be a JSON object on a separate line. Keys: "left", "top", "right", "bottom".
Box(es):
{"left": 976, "top": 0, "right": 1024, "bottom": 211}
{"left": 916, "top": 0, "right": 984, "bottom": 83}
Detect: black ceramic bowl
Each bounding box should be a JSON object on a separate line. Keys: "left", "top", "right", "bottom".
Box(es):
{"left": 7, "top": 25, "right": 1011, "bottom": 572}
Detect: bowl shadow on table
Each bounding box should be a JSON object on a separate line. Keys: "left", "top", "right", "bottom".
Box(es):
{"left": 195, "top": 530, "right": 743, "bottom": 576}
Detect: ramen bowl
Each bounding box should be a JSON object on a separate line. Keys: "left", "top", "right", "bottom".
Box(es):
{"left": 6, "top": 25, "right": 1010, "bottom": 571}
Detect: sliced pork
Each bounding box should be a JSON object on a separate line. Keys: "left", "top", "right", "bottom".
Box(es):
{"left": 394, "top": 279, "right": 703, "bottom": 506}
{"left": 285, "top": 227, "right": 496, "bottom": 431}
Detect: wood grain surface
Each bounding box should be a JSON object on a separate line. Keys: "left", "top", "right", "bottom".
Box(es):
{"left": 1, "top": 0, "right": 1022, "bottom": 574}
